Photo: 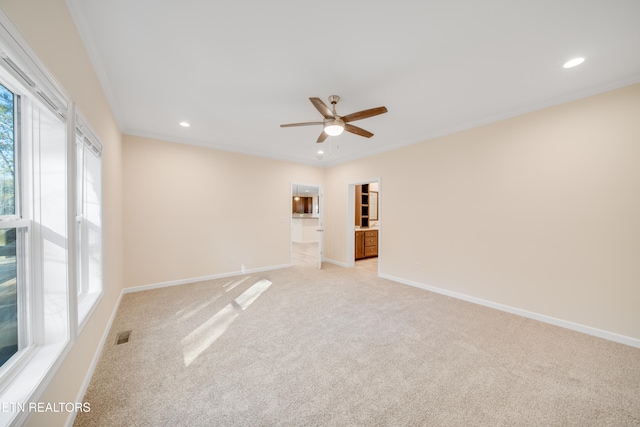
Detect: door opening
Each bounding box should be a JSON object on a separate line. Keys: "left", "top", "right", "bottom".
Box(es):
{"left": 348, "top": 179, "right": 380, "bottom": 273}
{"left": 290, "top": 183, "right": 323, "bottom": 269}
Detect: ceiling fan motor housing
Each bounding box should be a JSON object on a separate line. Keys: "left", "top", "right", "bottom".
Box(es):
{"left": 324, "top": 117, "right": 345, "bottom": 127}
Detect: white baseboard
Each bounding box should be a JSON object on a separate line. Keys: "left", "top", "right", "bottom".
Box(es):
{"left": 379, "top": 273, "right": 640, "bottom": 349}
{"left": 323, "top": 258, "right": 349, "bottom": 268}
{"left": 65, "top": 290, "right": 124, "bottom": 427}
{"left": 123, "top": 263, "right": 292, "bottom": 294}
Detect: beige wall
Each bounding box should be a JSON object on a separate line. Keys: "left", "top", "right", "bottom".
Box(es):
{"left": 123, "top": 135, "right": 325, "bottom": 287}
{"left": 0, "top": 0, "right": 123, "bottom": 426}
{"left": 325, "top": 83, "right": 640, "bottom": 340}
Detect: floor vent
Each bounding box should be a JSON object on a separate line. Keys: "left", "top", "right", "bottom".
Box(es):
{"left": 116, "top": 330, "right": 132, "bottom": 345}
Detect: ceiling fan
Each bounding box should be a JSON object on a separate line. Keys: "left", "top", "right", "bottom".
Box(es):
{"left": 280, "top": 95, "right": 388, "bottom": 143}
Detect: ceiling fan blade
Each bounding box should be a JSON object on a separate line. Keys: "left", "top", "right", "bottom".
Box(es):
{"left": 310, "top": 97, "right": 334, "bottom": 119}
{"left": 280, "top": 121, "right": 323, "bottom": 128}
{"left": 345, "top": 124, "right": 374, "bottom": 138}
{"left": 317, "top": 130, "right": 329, "bottom": 143}
{"left": 342, "top": 106, "right": 388, "bottom": 123}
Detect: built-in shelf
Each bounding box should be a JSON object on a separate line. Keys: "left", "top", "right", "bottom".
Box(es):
{"left": 355, "top": 183, "right": 369, "bottom": 227}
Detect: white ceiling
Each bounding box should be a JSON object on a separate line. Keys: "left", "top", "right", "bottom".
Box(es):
{"left": 66, "top": 0, "right": 640, "bottom": 166}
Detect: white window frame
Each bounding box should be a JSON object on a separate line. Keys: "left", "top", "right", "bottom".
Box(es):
{"left": 0, "top": 10, "right": 104, "bottom": 427}
{"left": 0, "top": 61, "right": 70, "bottom": 427}
{"left": 0, "top": 71, "right": 36, "bottom": 393}
{"left": 75, "top": 113, "right": 103, "bottom": 330}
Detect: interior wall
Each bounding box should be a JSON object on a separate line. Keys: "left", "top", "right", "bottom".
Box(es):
{"left": 0, "top": 0, "right": 124, "bottom": 426}
{"left": 123, "top": 134, "right": 325, "bottom": 288}
{"left": 325, "top": 83, "right": 640, "bottom": 341}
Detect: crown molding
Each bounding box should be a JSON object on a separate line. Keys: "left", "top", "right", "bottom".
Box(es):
{"left": 65, "top": 0, "right": 126, "bottom": 131}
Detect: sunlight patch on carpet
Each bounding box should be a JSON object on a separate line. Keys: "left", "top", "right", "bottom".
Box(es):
{"left": 177, "top": 295, "right": 222, "bottom": 322}
{"left": 181, "top": 279, "right": 272, "bottom": 366}
{"left": 224, "top": 276, "right": 251, "bottom": 292}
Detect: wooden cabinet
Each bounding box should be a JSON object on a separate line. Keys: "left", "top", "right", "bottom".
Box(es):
{"left": 355, "top": 231, "right": 365, "bottom": 259}
{"left": 364, "top": 230, "right": 378, "bottom": 258}
{"left": 355, "top": 229, "right": 377, "bottom": 260}
{"left": 292, "top": 196, "right": 313, "bottom": 214}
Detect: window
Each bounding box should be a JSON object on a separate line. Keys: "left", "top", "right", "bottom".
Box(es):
{"left": 76, "top": 118, "right": 103, "bottom": 325}
{"left": 0, "top": 64, "right": 70, "bottom": 382}
{"left": 0, "top": 10, "right": 103, "bottom": 425}
{"left": 0, "top": 228, "right": 18, "bottom": 367}
{"left": 0, "top": 82, "right": 22, "bottom": 370}
{"left": 0, "top": 82, "right": 16, "bottom": 216}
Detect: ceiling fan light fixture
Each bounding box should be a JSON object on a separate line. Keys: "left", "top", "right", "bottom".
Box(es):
{"left": 324, "top": 118, "right": 345, "bottom": 136}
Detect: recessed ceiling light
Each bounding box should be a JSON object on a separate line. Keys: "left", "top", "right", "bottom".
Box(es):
{"left": 317, "top": 150, "right": 324, "bottom": 155}
{"left": 179, "top": 121, "right": 190, "bottom": 127}
{"left": 563, "top": 57, "right": 585, "bottom": 69}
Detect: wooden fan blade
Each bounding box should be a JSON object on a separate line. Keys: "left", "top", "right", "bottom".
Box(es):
{"left": 280, "top": 122, "right": 323, "bottom": 128}
{"left": 310, "top": 97, "right": 334, "bottom": 119}
{"left": 342, "top": 106, "right": 388, "bottom": 123}
{"left": 317, "top": 130, "right": 329, "bottom": 143}
{"left": 345, "top": 124, "right": 374, "bottom": 138}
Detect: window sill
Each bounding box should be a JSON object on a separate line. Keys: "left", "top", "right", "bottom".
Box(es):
{"left": 78, "top": 291, "right": 103, "bottom": 332}
{"left": 0, "top": 340, "right": 69, "bottom": 426}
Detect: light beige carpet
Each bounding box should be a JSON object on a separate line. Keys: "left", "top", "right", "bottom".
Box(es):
{"left": 74, "top": 264, "right": 640, "bottom": 426}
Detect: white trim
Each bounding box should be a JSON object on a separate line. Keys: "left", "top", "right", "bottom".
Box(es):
{"left": 74, "top": 109, "right": 104, "bottom": 328}
{"left": 346, "top": 184, "right": 355, "bottom": 268}
{"left": 318, "top": 185, "right": 324, "bottom": 269}
{"left": 322, "top": 258, "right": 349, "bottom": 268}
{"left": 322, "top": 76, "right": 640, "bottom": 167}
{"left": 75, "top": 110, "right": 103, "bottom": 155}
{"left": 64, "top": 291, "right": 123, "bottom": 427}
{"left": 67, "top": 104, "right": 78, "bottom": 340}
{"left": 64, "top": 0, "right": 125, "bottom": 131}
{"left": 0, "top": 11, "right": 69, "bottom": 121}
{"left": 3, "top": 341, "right": 71, "bottom": 426}
{"left": 91, "top": 76, "right": 640, "bottom": 169}
{"left": 123, "top": 264, "right": 292, "bottom": 294}
{"left": 379, "top": 273, "right": 640, "bottom": 349}
{"left": 125, "top": 128, "right": 324, "bottom": 167}
{"left": 0, "top": 218, "right": 29, "bottom": 228}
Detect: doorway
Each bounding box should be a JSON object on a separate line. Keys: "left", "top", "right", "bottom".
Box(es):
{"left": 347, "top": 179, "right": 380, "bottom": 273}
{"left": 290, "top": 183, "right": 323, "bottom": 269}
